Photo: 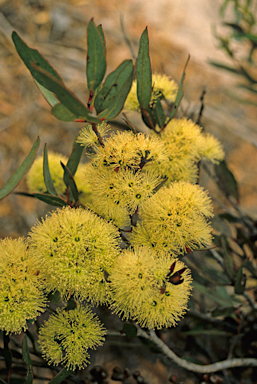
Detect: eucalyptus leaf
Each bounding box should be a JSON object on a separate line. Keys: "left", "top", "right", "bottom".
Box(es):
{"left": 235, "top": 260, "right": 249, "bottom": 294}
{"left": 22, "top": 335, "right": 33, "bottom": 384}
{"left": 48, "top": 368, "right": 72, "bottom": 384}
{"left": 31, "top": 63, "right": 101, "bottom": 123}
{"left": 153, "top": 98, "right": 165, "bottom": 128}
{"left": 0, "top": 137, "right": 40, "bottom": 200}
{"left": 166, "top": 55, "right": 190, "bottom": 124}
{"left": 95, "top": 60, "right": 133, "bottom": 119}
{"left": 87, "top": 19, "right": 107, "bottom": 94}
{"left": 136, "top": 27, "right": 152, "bottom": 109}
{"left": 51, "top": 103, "right": 77, "bottom": 122}
{"left": 61, "top": 162, "right": 79, "bottom": 203}
{"left": 43, "top": 144, "right": 57, "bottom": 196}
{"left": 215, "top": 160, "right": 239, "bottom": 201}
{"left": 34, "top": 193, "right": 67, "bottom": 207}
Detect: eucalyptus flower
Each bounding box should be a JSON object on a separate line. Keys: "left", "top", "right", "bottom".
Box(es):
{"left": 0, "top": 238, "right": 46, "bottom": 334}
{"left": 150, "top": 118, "right": 224, "bottom": 183}
{"left": 109, "top": 246, "right": 192, "bottom": 329}
{"left": 131, "top": 181, "right": 213, "bottom": 255}
{"left": 124, "top": 74, "right": 178, "bottom": 112}
{"left": 28, "top": 207, "right": 121, "bottom": 304}
{"left": 38, "top": 305, "right": 106, "bottom": 370}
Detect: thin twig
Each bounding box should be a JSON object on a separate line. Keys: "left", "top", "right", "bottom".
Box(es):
{"left": 120, "top": 13, "right": 137, "bottom": 60}
{"left": 135, "top": 327, "right": 257, "bottom": 373}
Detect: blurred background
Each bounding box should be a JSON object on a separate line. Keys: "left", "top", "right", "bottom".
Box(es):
{"left": 0, "top": 1, "right": 257, "bottom": 383}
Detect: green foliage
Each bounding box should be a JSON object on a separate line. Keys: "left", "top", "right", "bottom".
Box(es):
{"left": 210, "top": 0, "right": 257, "bottom": 104}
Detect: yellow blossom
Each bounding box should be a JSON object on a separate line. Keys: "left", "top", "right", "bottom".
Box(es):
{"left": 38, "top": 305, "right": 106, "bottom": 370}
{"left": 124, "top": 74, "right": 178, "bottom": 112}
{"left": 28, "top": 207, "right": 121, "bottom": 304}
{"left": 109, "top": 246, "right": 192, "bottom": 329}
{"left": 131, "top": 181, "right": 213, "bottom": 255}
{"left": 0, "top": 238, "right": 46, "bottom": 334}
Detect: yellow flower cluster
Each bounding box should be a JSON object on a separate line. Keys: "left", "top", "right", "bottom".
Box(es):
{"left": 124, "top": 74, "right": 178, "bottom": 112}
{"left": 150, "top": 118, "right": 225, "bottom": 183}
{"left": 0, "top": 238, "right": 46, "bottom": 334}
{"left": 38, "top": 305, "right": 106, "bottom": 370}
{"left": 131, "top": 181, "right": 213, "bottom": 255}
{"left": 78, "top": 130, "right": 168, "bottom": 227}
{"left": 109, "top": 246, "right": 192, "bottom": 329}
{"left": 28, "top": 206, "right": 121, "bottom": 304}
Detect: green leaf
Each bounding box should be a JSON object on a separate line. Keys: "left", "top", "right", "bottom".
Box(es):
{"left": 43, "top": 144, "right": 57, "bottom": 196}
{"left": 211, "top": 306, "right": 236, "bottom": 317}
{"left": 240, "top": 32, "right": 257, "bottom": 44}
{"left": 61, "top": 162, "right": 79, "bottom": 203}
{"left": 66, "top": 142, "right": 85, "bottom": 177}
{"left": 235, "top": 260, "right": 249, "bottom": 294}
{"left": 221, "top": 236, "right": 234, "bottom": 280}
{"left": 183, "top": 328, "right": 232, "bottom": 336}
{"left": 141, "top": 105, "right": 156, "bottom": 129}
{"left": 12, "top": 31, "right": 62, "bottom": 83}
{"left": 35, "top": 80, "right": 59, "bottom": 107}
{"left": 193, "top": 281, "right": 234, "bottom": 307}
{"left": 51, "top": 103, "right": 77, "bottom": 122}
{"left": 65, "top": 298, "right": 77, "bottom": 311}
{"left": 153, "top": 98, "right": 165, "bottom": 128}
{"left": 219, "top": 213, "right": 239, "bottom": 223}
{"left": 136, "top": 27, "right": 152, "bottom": 109}
{"left": 214, "top": 160, "right": 239, "bottom": 201}
{"left": 31, "top": 63, "right": 101, "bottom": 123}
{"left": 48, "top": 367, "right": 72, "bottom": 384}
{"left": 3, "top": 333, "right": 12, "bottom": 379}
{"left": 48, "top": 291, "right": 60, "bottom": 304}
{"left": 22, "top": 335, "right": 33, "bottom": 384}
{"left": 122, "top": 323, "right": 137, "bottom": 338}
{"left": 95, "top": 60, "right": 134, "bottom": 119}
{"left": 166, "top": 55, "right": 190, "bottom": 123}
{"left": 0, "top": 137, "right": 40, "bottom": 200}
{"left": 87, "top": 19, "right": 107, "bottom": 94}
{"left": 97, "top": 24, "right": 106, "bottom": 54}
{"left": 34, "top": 193, "right": 67, "bottom": 207}
{"left": 208, "top": 60, "right": 239, "bottom": 74}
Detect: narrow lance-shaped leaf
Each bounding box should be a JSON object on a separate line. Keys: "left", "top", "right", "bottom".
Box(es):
{"left": 66, "top": 142, "right": 85, "bottom": 177}
{"left": 22, "top": 334, "right": 33, "bottom": 384}
{"left": 95, "top": 60, "right": 134, "bottom": 120}
{"left": 214, "top": 160, "right": 239, "bottom": 202}
{"left": 136, "top": 27, "right": 152, "bottom": 109}
{"left": 153, "top": 98, "right": 165, "bottom": 128}
{"left": 235, "top": 259, "right": 249, "bottom": 295}
{"left": 97, "top": 24, "right": 106, "bottom": 54}
{"left": 12, "top": 32, "right": 73, "bottom": 116}
{"left": 33, "top": 193, "right": 67, "bottom": 207}
{"left": 3, "top": 333, "right": 12, "bottom": 381}
{"left": 0, "top": 137, "right": 40, "bottom": 200}
{"left": 31, "top": 63, "right": 101, "bottom": 123}
{"left": 87, "top": 19, "right": 107, "bottom": 94}
{"left": 221, "top": 236, "right": 234, "bottom": 280}
{"left": 141, "top": 105, "right": 156, "bottom": 129}
{"left": 61, "top": 162, "right": 79, "bottom": 203}
{"left": 51, "top": 103, "right": 77, "bottom": 122}
{"left": 48, "top": 367, "right": 73, "bottom": 384}
{"left": 12, "top": 31, "right": 62, "bottom": 83}
{"left": 166, "top": 55, "right": 190, "bottom": 125}
{"left": 43, "top": 144, "right": 57, "bottom": 196}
